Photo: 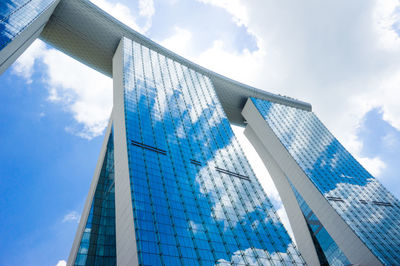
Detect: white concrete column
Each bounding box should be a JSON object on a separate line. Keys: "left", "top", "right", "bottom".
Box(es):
{"left": 112, "top": 37, "right": 139, "bottom": 266}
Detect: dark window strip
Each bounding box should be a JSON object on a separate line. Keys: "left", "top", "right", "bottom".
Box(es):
{"left": 372, "top": 201, "right": 393, "bottom": 207}
{"left": 327, "top": 196, "right": 344, "bottom": 202}
{"left": 215, "top": 167, "right": 250, "bottom": 181}
{"left": 131, "top": 141, "right": 165, "bottom": 154}
{"left": 359, "top": 200, "right": 368, "bottom": 204}
{"left": 131, "top": 140, "right": 166, "bottom": 155}
{"left": 131, "top": 140, "right": 166, "bottom": 154}
{"left": 190, "top": 159, "right": 202, "bottom": 166}
{"left": 327, "top": 196, "right": 341, "bottom": 200}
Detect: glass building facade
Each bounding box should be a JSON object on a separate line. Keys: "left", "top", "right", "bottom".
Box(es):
{"left": 289, "top": 181, "right": 349, "bottom": 265}
{"left": 2, "top": 0, "right": 399, "bottom": 265}
{"left": 0, "top": 0, "right": 55, "bottom": 51}
{"left": 252, "top": 97, "right": 400, "bottom": 265}
{"left": 74, "top": 131, "right": 116, "bottom": 266}
{"left": 118, "top": 38, "right": 304, "bottom": 265}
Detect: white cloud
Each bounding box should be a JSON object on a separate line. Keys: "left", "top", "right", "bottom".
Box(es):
{"left": 13, "top": 39, "right": 113, "bottom": 139}
{"left": 42, "top": 47, "right": 113, "bottom": 139}
{"left": 12, "top": 40, "right": 47, "bottom": 83}
{"left": 357, "top": 156, "right": 386, "bottom": 177}
{"left": 62, "top": 211, "right": 80, "bottom": 223}
{"left": 138, "top": 0, "right": 155, "bottom": 31}
{"left": 196, "top": 0, "right": 248, "bottom": 26}
{"left": 166, "top": 0, "right": 179, "bottom": 5}
{"left": 196, "top": 39, "right": 266, "bottom": 84}
{"left": 55, "top": 260, "right": 67, "bottom": 266}
{"left": 161, "top": 27, "right": 193, "bottom": 56}
{"left": 90, "top": 0, "right": 154, "bottom": 33}
{"left": 373, "top": 69, "right": 400, "bottom": 131}
{"left": 138, "top": 0, "right": 155, "bottom": 18}
{"left": 216, "top": 245, "right": 301, "bottom": 265}
{"left": 90, "top": 0, "right": 141, "bottom": 32}
{"left": 373, "top": 0, "right": 400, "bottom": 51}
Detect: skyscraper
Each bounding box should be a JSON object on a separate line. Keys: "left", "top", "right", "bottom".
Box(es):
{"left": 71, "top": 36, "right": 305, "bottom": 266}
{"left": 243, "top": 98, "right": 400, "bottom": 265}
{"left": 1, "top": 0, "right": 399, "bottom": 265}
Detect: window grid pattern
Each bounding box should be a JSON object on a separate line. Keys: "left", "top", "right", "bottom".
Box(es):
{"left": 0, "top": 0, "right": 55, "bottom": 50}
{"left": 122, "top": 38, "right": 305, "bottom": 266}
{"left": 252, "top": 97, "right": 400, "bottom": 265}
{"left": 74, "top": 130, "right": 116, "bottom": 266}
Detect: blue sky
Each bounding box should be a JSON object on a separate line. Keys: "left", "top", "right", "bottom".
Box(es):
{"left": 1, "top": 0, "right": 400, "bottom": 265}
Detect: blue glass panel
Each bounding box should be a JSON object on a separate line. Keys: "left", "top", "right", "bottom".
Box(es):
{"left": 0, "top": 0, "right": 56, "bottom": 50}
{"left": 74, "top": 130, "right": 116, "bottom": 266}
{"left": 122, "top": 38, "right": 305, "bottom": 265}
{"left": 289, "top": 179, "right": 350, "bottom": 265}
{"left": 252, "top": 97, "right": 400, "bottom": 264}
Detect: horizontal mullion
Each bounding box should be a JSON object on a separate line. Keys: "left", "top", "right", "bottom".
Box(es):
{"left": 131, "top": 140, "right": 167, "bottom": 155}
{"left": 215, "top": 167, "right": 250, "bottom": 181}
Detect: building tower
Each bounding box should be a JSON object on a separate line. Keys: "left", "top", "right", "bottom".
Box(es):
{"left": 1, "top": 0, "right": 400, "bottom": 265}
{"left": 242, "top": 98, "right": 400, "bottom": 265}
{"left": 69, "top": 37, "right": 305, "bottom": 266}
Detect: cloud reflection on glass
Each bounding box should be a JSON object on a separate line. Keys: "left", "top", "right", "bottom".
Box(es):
{"left": 121, "top": 38, "right": 305, "bottom": 265}
{"left": 252, "top": 97, "right": 400, "bottom": 265}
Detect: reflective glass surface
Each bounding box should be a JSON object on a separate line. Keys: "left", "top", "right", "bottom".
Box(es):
{"left": 289, "top": 180, "right": 349, "bottom": 265}
{"left": 0, "top": 0, "right": 55, "bottom": 50}
{"left": 122, "top": 38, "right": 305, "bottom": 265}
{"left": 252, "top": 98, "right": 400, "bottom": 265}
{"left": 74, "top": 130, "right": 116, "bottom": 266}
